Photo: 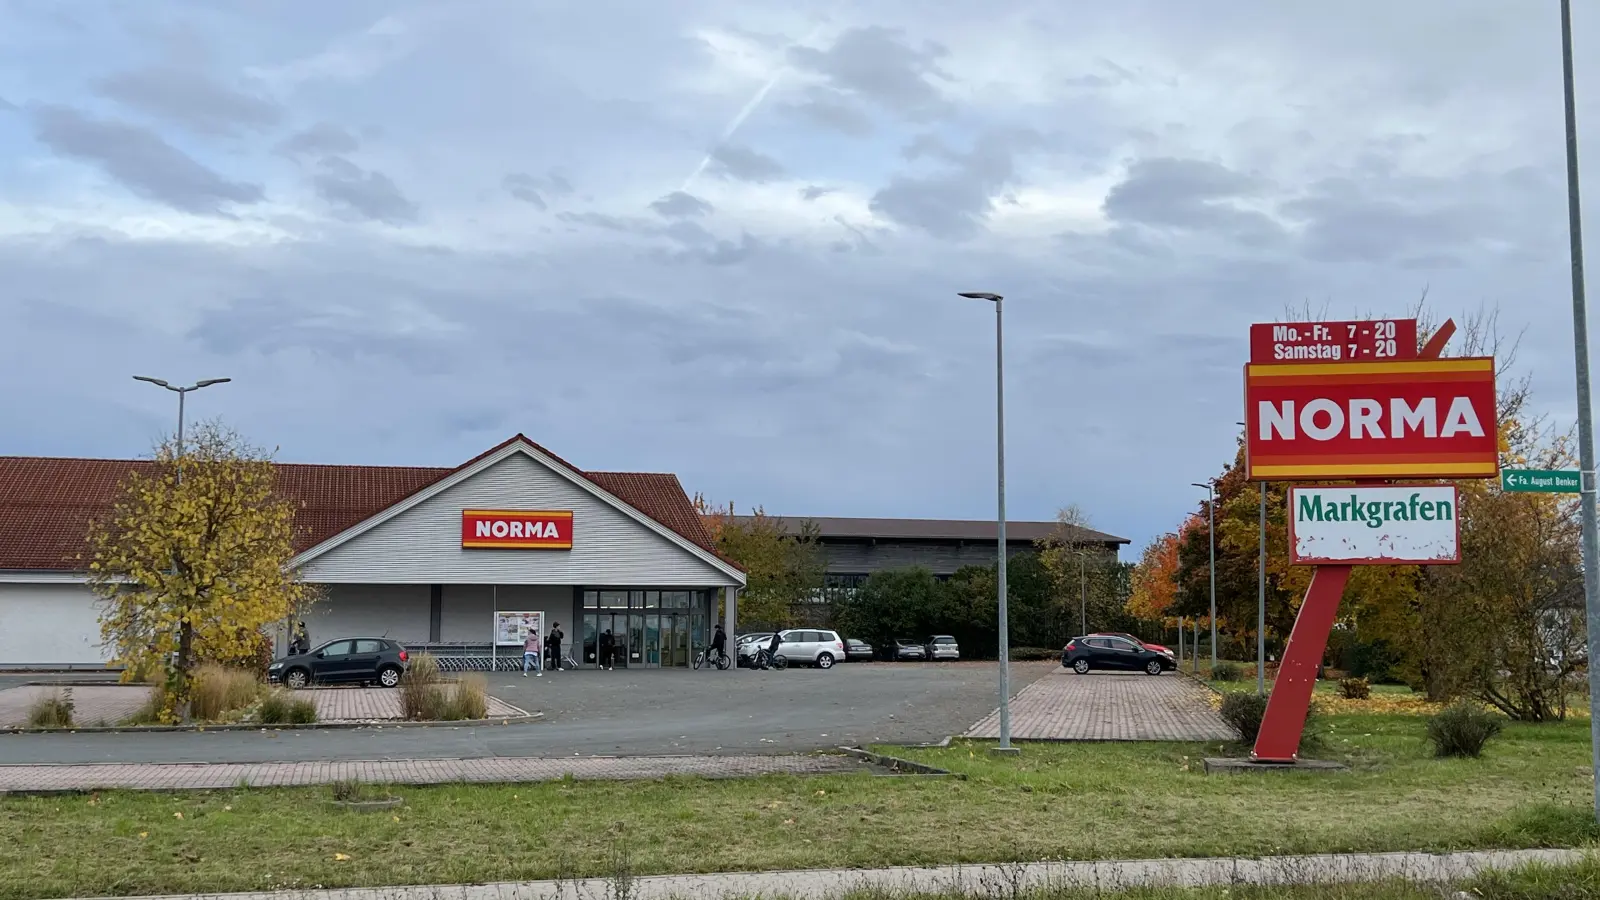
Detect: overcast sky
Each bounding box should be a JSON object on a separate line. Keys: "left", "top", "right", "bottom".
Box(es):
{"left": 0, "top": 0, "right": 1596, "bottom": 554}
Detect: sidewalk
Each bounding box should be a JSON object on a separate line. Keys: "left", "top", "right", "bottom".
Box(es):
{"left": 57, "top": 848, "right": 1592, "bottom": 900}
{"left": 0, "top": 753, "right": 867, "bottom": 792}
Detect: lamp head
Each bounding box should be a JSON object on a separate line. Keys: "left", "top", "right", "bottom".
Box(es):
{"left": 957, "top": 292, "right": 1003, "bottom": 302}
{"left": 132, "top": 375, "right": 170, "bottom": 388}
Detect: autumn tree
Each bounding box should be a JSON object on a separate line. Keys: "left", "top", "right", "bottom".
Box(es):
{"left": 1036, "top": 505, "right": 1139, "bottom": 637}
{"left": 693, "top": 496, "right": 826, "bottom": 629}
{"left": 1128, "top": 530, "right": 1182, "bottom": 622}
{"left": 87, "top": 422, "right": 312, "bottom": 723}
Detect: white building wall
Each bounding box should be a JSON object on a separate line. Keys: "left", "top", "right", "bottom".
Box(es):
{"left": 298, "top": 451, "right": 736, "bottom": 587}
{"left": 309, "top": 584, "right": 431, "bottom": 645}
{"left": 0, "top": 583, "right": 112, "bottom": 667}
{"left": 440, "top": 584, "right": 573, "bottom": 643}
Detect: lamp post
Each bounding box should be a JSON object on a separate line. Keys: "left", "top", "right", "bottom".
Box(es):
{"left": 1558, "top": 0, "right": 1600, "bottom": 824}
{"left": 1192, "top": 480, "right": 1217, "bottom": 671}
{"left": 133, "top": 376, "right": 232, "bottom": 483}
{"left": 957, "top": 291, "right": 1017, "bottom": 755}
{"left": 1239, "top": 420, "right": 1267, "bottom": 696}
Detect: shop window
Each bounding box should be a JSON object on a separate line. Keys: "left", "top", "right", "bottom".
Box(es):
{"left": 584, "top": 591, "right": 599, "bottom": 608}
{"left": 599, "top": 590, "right": 627, "bottom": 608}
{"left": 663, "top": 591, "right": 690, "bottom": 609}
{"left": 643, "top": 591, "right": 660, "bottom": 608}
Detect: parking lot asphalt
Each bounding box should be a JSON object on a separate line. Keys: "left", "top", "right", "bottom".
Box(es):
{"left": 0, "top": 661, "right": 1056, "bottom": 765}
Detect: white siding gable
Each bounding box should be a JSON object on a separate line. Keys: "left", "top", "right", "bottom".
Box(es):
{"left": 297, "top": 450, "right": 737, "bottom": 586}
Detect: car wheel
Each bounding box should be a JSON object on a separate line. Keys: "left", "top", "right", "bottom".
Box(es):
{"left": 284, "top": 668, "right": 310, "bottom": 690}
{"left": 378, "top": 665, "right": 403, "bottom": 688}
{"left": 1144, "top": 659, "right": 1163, "bottom": 676}
{"left": 816, "top": 652, "right": 835, "bottom": 670}
{"left": 1072, "top": 658, "right": 1091, "bottom": 675}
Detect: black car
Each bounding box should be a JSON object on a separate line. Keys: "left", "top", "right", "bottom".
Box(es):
{"left": 844, "top": 638, "right": 875, "bottom": 662}
{"left": 1062, "top": 634, "right": 1175, "bottom": 676}
{"left": 268, "top": 638, "right": 410, "bottom": 689}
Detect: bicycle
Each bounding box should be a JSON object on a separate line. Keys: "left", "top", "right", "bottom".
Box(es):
{"left": 693, "top": 648, "right": 732, "bottom": 670}
{"left": 756, "top": 648, "right": 789, "bottom": 670}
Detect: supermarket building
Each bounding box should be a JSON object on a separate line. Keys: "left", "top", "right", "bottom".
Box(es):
{"left": 0, "top": 435, "right": 746, "bottom": 669}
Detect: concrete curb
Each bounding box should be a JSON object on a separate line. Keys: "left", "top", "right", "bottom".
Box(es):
{"left": 0, "top": 712, "right": 543, "bottom": 735}
{"left": 838, "top": 746, "right": 962, "bottom": 778}
{"left": 52, "top": 848, "right": 1597, "bottom": 900}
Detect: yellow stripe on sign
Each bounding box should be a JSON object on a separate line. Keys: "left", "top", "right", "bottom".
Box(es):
{"left": 1251, "top": 462, "right": 1498, "bottom": 477}
{"left": 1246, "top": 358, "right": 1494, "bottom": 377}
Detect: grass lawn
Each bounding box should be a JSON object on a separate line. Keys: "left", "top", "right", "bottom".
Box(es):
{"left": 2, "top": 714, "right": 1596, "bottom": 899}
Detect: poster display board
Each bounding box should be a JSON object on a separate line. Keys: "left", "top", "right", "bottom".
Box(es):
{"left": 494, "top": 611, "right": 545, "bottom": 647}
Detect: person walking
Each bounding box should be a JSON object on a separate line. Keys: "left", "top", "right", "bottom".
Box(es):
{"left": 289, "top": 621, "right": 310, "bottom": 656}
{"left": 599, "top": 628, "right": 615, "bottom": 670}
{"left": 522, "top": 629, "right": 542, "bottom": 677}
{"left": 547, "top": 622, "right": 565, "bottom": 673}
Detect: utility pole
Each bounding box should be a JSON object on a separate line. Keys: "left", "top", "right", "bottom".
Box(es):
{"left": 1558, "top": 0, "right": 1600, "bottom": 824}
{"left": 1258, "top": 485, "right": 1268, "bottom": 696}
{"left": 1193, "top": 481, "right": 1218, "bottom": 670}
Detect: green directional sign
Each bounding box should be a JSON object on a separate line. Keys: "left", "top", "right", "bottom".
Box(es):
{"left": 1501, "top": 469, "right": 1583, "bottom": 493}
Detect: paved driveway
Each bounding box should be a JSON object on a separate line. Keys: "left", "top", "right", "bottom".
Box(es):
{"left": 0, "top": 661, "right": 1055, "bottom": 764}
{"left": 0, "top": 685, "right": 527, "bottom": 728}
{"left": 966, "top": 670, "right": 1234, "bottom": 742}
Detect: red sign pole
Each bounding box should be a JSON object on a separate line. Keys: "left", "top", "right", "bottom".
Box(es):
{"left": 1250, "top": 320, "right": 1456, "bottom": 763}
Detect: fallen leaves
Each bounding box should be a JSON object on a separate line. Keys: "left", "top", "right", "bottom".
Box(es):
{"left": 333, "top": 853, "right": 352, "bottom": 862}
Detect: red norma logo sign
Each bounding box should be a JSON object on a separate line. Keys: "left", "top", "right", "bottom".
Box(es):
{"left": 1249, "top": 319, "right": 1417, "bottom": 364}
{"left": 1244, "top": 358, "right": 1498, "bottom": 481}
{"left": 461, "top": 509, "right": 574, "bottom": 549}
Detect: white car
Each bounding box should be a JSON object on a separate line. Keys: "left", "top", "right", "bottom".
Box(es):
{"left": 925, "top": 635, "right": 961, "bottom": 661}
{"left": 774, "top": 629, "right": 847, "bottom": 669}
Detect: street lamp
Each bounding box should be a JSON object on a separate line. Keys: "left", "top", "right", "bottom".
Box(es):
{"left": 957, "top": 291, "right": 1017, "bottom": 756}
{"left": 1192, "top": 481, "right": 1217, "bottom": 671}
{"left": 1240, "top": 420, "right": 1267, "bottom": 696}
{"left": 1558, "top": 0, "right": 1600, "bottom": 824}
{"left": 133, "top": 376, "right": 231, "bottom": 482}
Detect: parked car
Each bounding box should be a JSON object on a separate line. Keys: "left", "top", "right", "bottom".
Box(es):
{"left": 1091, "top": 631, "right": 1173, "bottom": 655}
{"left": 924, "top": 634, "right": 960, "bottom": 661}
{"left": 844, "top": 638, "right": 875, "bottom": 662}
{"left": 269, "top": 638, "right": 409, "bottom": 689}
{"left": 893, "top": 638, "right": 927, "bottom": 661}
{"left": 774, "top": 629, "right": 847, "bottom": 669}
{"left": 1062, "top": 634, "right": 1175, "bottom": 676}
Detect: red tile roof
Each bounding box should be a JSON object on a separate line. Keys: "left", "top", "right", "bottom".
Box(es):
{"left": 0, "top": 435, "right": 725, "bottom": 572}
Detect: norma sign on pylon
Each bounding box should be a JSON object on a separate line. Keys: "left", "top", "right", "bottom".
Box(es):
{"left": 1242, "top": 318, "right": 1497, "bottom": 763}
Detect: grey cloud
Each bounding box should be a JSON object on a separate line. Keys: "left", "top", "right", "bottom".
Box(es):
{"left": 800, "top": 185, "right": 833, "bottom": 201}
{"left": 708, "top": 144, "right": 786, "bottom": 183}
{"left": 650, "top": 191, "right": 713, "bottom": 218}
{"left": 189, "top": 294, "right": 458, "bottom": 373}
{"left": 95, "top": 65, "right": 282, "bottom": 136}
{"left": 29, "top": 104, "right": 263, "bottom": 214}
{"left": 1103, "top": 157, "right": 1282, "bottom": 239}
{"left": 783, "top": 87, "right": 874, "bottom": 136}
{"left": 663, "top": 220, "right": 715, "bottom": 245}
{"left": 870, "top": 131, "right": 1039, "bottom": 240}
{"left": 278, "top": 122, "right": 360, "bottom": 158}
{"left": 503, "top": 173, "right": 547, "bottom": 209}
{"left": 312, "top": 155, "right": 418, "bottom": 224}
{"left": 502, "top": 171, "right": 575, "bottom": 208}
{"left": 788, "top": 26, "right": 953, "bottom": 120}
{"left": 0, "top": 96, "right": 15, "bottom": 112}
{"left": 557, "top": 210, "right": 654, "bottom": 233}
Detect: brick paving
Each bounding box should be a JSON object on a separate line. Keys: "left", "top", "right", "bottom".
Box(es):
{"left": 966, "top": 670, "right": 1234, "bottom": 741}
{"left": 0, "top": 685, "right": 528, "bottom": 728}
{"left": 0, "top": 753, "right": 866, "bottom": 792}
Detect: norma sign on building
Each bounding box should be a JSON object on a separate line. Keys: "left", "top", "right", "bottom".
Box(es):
{"left": 1243, "top": 358, "right": 1499, "bottom": 481}
{"left": 1287, "top": 486, "right": 1461, "bottom": 565}
{"left": 461, "top": 509, "right": 574, "bottom": 549}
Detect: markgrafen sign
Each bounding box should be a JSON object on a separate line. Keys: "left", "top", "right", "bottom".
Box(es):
{"left": 1287, "top": 485, "right": 1460, "bottom": 565}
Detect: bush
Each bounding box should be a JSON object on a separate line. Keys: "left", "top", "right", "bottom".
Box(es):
{"left": 1427, "top": 701, "right": 1503, "bottom": 758}
{"left": 258, "top": 690, "right": 318, "bottom": 725}
{"left": 190, "top": 665, "right": 262, "bottom": 722}
{"left": 1009, "top": 647, "right": 1059, "bottom": 661}
{"left": 444, "top": 674, "right": 489, "bottom": 721}
{"left": 400, "top": 653, "right": 447, "bottom": 721}
{"left": 1211, "top": 662, "right": 1244, "bottom": 682}
{"left": 1339, "top": 676, "right": 1372, "bottom": 700}
{"left": 1219, "top": 692, "right": 1269, "bottom": 743}
{"left": 27, "top": 690, "right": 75, "bottom": 729}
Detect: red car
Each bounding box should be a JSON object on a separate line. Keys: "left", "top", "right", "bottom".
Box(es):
{"left": 1091, "top": 632, "right": 1172, "bottom": 656}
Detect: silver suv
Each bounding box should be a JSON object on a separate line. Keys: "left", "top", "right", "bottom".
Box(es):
{"left": 775, "top": 629, "right": 847, "bottom": 669}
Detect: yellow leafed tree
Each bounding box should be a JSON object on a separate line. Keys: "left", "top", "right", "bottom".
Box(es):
{"left": 87, "top": 422, "right": 313, "bottom": 722}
